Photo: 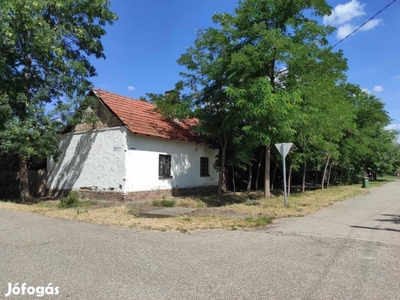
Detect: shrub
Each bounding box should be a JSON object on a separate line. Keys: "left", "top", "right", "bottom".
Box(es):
{"left": 244, "top": 199, "right": 261, "bottom": 206}
{"left": 244, "top": 217, "right": 272, "bottom": 226}
{"left": 152, "top": 199, "right": 176, "bottom": 207}
{"left": 58, "top": 192, "right": 79, "bottom": 208}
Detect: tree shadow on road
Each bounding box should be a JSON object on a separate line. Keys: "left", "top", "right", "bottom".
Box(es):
{"left": 375, "top": 214, "right": 400, "bottom": 224}
{"left": 351, "top": 214, "right": 400, "bottom": 232}
{"left": 350, "top": 225, "right": 400, "bottom": 233}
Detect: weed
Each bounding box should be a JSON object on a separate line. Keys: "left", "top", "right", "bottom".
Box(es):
{"left": 36, "top": 201, "right": 58, "bottom": 208}
{"left": 244, "top": 217, "right": 272, "bottom": 227}
{"left": 78, "top": 200, "right": 97, "bottom": 207}
{"left": 182, "top": 217, "right": 191, "bottom": 222}
{"left": 197, "top": 200, "right": 206, "bottom": 209}
{"left": 244, "top": 199, "right": 261, "bottom": 206}
{"left": 76, "top": 208, "right": 88, "bottom": 215}
{"left": 58, "top": 192, "right": 79, "bottom": 208}
{"left": 179, "top": 228, "right": 188, "bottom": 233}
{"left": 126, "top": 208, "right": 137, "bottom": 215}
{"left": 231, "top": 226, "right": 238, "bottom": 230}
{"left": 152, "top": 199, "right": 176, "bottom": 207}
{"left": 113, "top": 206, "right": 128, "bottom": 214}
{"left": 162, "top": 200, "right": 176, "bottom": 207}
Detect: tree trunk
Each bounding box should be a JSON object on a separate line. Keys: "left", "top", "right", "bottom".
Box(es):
{"left": 222, "top": 171, "right": 227, "bottom": 192}
{"left": 255, "top": 149, "right": 264, "bottom": 191}
{"left": 264, "top": 145, "right": 271, "bottom": 198}
{"left": 271, "top": 161, "right": 278, "bottom": 191}
{"left": 18, "top": 155, "right": 31, "bottom": 203}
{"left": 288, "top": 164, "right": 292, "bottom": 197}
{"left": 327, "top": 162, "right": 333, "bottom": 188}
{"left": 246, "top": 163, "right": 252, "bottom": 193}
{"left": 302, "top": 160, "right": 307, "bottom": 193}
{"left": 217, "top": 138, "right": 228, "bottom": 196}
{"left": 321, "top": 156, "right": 330, "bottom": 190}
{"left": 232, "top": 165, "right": 236, "bottom": 194}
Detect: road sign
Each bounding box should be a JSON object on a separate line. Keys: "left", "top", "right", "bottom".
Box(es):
{"left": 275, "top": 143, "right": 293, "bottom": 207}
{"left": 275, "top": 143, "right": 293, "bottom": 158}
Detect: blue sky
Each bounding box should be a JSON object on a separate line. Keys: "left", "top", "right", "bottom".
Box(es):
{"left": 89, "top": 0, "right": 400, "bottom": 129}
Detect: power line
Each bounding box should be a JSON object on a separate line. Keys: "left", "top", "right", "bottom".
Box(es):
{"left": 331, "top": 0, "right": 398, "bottom": 49}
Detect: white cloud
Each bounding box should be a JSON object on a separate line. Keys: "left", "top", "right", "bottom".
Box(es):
{"left": 323, "top": 0, "right": 366, "bottom": 26}
{"left": 386, "top": 124, "right": 400, "bottom": 131}
{"left": 337, "top": 23, "right": 357, "bottom": 39}
{"left": 324, "top": 1, "right": 381, "bottom": 39}
{"left": 360, "top": 18, "right": 382, "bottom": 31}
{"left": 373, "top": 85, "right": 383, "bottom": 92}
{"left": 127, "top": 86, "right": 136, "bottom": 91}
{"left": 393, "top": 75, "right": 400, "bottom": 81}
{"left": 385, "top": 124, "right": 400, "bottom": 143}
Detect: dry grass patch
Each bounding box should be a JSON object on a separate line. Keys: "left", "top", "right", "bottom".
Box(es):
{"left": 0, "top": 200, "right": 271, "bottom": 231}
{"left": 0, "top": 180, "right": 390, "bottom": 232}
{"left": 217, "top": 185, "right": 366, "bottom": 218}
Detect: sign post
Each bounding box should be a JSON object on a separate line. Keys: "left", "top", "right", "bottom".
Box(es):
{"left": 275, "top": 143, "right": 293, "bottom": 207}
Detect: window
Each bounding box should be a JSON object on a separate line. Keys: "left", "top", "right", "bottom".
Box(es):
{"left": 200, "top": 157, "right": 209, "bottom": 177}
{"left": 159, "top": 155, "right": 172, "bottom": 179}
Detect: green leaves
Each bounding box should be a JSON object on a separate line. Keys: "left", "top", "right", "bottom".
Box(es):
{"left": 144, "top": 82, "right": 195, "bottom": 121}
{"left": 170, "top": 0, "right": 399, "bottom": 191}
{"left": 0, "top": 0, "right": 117, "bottom": 198}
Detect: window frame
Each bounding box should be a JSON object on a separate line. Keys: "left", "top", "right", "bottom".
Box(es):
{"left": 200, "top": 157, "right": 210, "bottom": 177}
{"left": 158, "top": 154, "right": 172, "bottom": 179}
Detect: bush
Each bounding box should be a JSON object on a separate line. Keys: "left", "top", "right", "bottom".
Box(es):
{"left": 244, "top": 199, "right": 261, "bottom": 206}
{"left": 244, "top": 217, "right": 272, "bottom": 226}
{"left": 58, "top": 192, "right": 79, "bottom": 208}
{"left": 152, "top": 199, "right": 176, "bottom": 207}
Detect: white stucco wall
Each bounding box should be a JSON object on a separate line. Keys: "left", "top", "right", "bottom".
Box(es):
{"left": 47, "top": 127, "right": 127, "bottom": 193}
{"left": 125, "top": 133, "right": 218, "bottom": 192}
{"left": 47, "top": 127, "right": 219, "bottom": 194}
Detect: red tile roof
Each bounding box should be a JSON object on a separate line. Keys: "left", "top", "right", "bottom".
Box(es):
{"left": 91, "top": 89, "right": 202, "bottom": 143}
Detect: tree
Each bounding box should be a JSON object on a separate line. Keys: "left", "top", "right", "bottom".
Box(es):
{"left": 214, "top": 0, "right": 348, "bottom": 197}
{"left": 177, "top": 0, "right": 351, "bottom": 197}
{"left": 0, "top": 0, "right": 117, "bottom": 202}
{"left": 144, "top": 81, "right": 195, "bottom": 120}
{"left": 337, "top": 84, "right": 399, "bottom": 182}
{"left": 177, "top": 19, "right": 244, "bottom": 195}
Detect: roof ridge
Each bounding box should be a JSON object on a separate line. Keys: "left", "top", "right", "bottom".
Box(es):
{"left": 92, "top": 88, "right": 148, "bottom": 104}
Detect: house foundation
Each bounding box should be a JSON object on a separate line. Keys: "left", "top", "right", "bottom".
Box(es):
{"left": 47, "top": 186, "right": 218, "bottom": 202}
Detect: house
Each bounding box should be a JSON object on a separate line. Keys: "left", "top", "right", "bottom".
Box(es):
{"left": 47, "top": 89, "right": 219, "bottom": 201}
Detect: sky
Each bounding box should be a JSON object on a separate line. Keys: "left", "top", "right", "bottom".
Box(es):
{"left": 88, "top": 0, "right": 400, "bottom": 130}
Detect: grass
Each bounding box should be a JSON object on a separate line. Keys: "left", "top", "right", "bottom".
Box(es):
{"left": 367, "top": 175, "right": 398, "bottom": 188}
{"left": 152, "top": 199, "right": 176, "bottom": 207}
{"left": 0, "top": 176, "right": 396, "bottom": 232}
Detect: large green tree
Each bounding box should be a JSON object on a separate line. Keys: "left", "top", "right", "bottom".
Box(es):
{"left": 337, "top": 84, "right": 398, "bottom": 182}
{"left": 178, "top": 0, "right": 349, "bottom": 197}
{"left": 0, "top": 0, "right": 117, "bottom": 201}
{"left": 177, "top": 17, "right": 244, "bottom": 195}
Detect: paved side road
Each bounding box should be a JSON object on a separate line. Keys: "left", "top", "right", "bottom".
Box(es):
{"left": 0, "top": 182, "right": 399, "bottom": 299}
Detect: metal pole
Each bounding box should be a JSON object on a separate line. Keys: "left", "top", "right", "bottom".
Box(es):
{"left": 282, "top": 151, "right": 288, "bottom": 207}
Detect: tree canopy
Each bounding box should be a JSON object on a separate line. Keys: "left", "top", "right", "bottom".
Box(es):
{"left": 0, "top": 0, "right": 117, "bottom": 201}
{"left": 154, "top": 0, "right": 399, "bottom": 195}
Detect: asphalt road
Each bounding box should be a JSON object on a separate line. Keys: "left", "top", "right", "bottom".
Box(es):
{"left": 1, "top": 182, "right": 399, "bottom": 299}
